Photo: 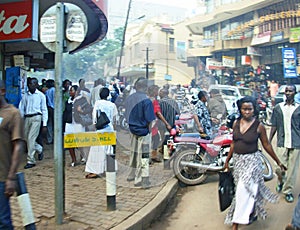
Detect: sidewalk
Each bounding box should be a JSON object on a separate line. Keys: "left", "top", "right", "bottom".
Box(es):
{"left": 10, "top": 132, "right": 178, "bottom": 230}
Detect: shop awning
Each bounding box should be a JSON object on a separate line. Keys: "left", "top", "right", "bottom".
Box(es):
{"left": 1, "top": 0, "right": 108, "bottom": 53}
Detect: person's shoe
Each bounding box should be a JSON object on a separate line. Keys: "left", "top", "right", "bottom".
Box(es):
{"left": 70, "top": 162, "right": 75, "bottom": 167}
{"left": 285, "top": 223, "right": 300, "bottom": 230}
{"left": 80, "top": 158, "right": 86, "bottom": 165}
{"left": 38, "top": 151, "right": 44, "bottom": 161}
{"left": 151, "top": 157, "right": 162, "bottom": 163}
{"left": 127, "top": 176, "right": 134, "bottom": 182}
{"left": 24, "top": 163, "right": 36, "bottom": 169}
{"left": 276, "top": 182, "right": 284, "bottom": 193}
{"left": 285, "top": 193, "right": 294, "bottom": 203}
{"left": 127, "top": 171, "right": 135, "bottom": 181}
{"left": 248, "top": 213, "right": 258, "bottom": 225}
{"left": 134, "top": 182, "right": 142, "bottom": 187}
{"left": 141, "top": 177, "right": 151, "bottom": 189}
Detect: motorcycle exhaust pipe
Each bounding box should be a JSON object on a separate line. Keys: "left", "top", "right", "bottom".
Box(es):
{"left": 180, "top": 161, "right": 223, "bottom": 171}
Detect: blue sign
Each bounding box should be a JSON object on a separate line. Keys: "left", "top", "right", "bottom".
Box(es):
{"left": 164, "top": 74, "right": 172, "bottom": 81}
{"left": 282, "top": 48, "right": 297, "bottom": 78}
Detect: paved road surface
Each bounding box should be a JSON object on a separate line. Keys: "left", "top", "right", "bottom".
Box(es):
{"left": 149, "top": 126, "right": 300, "bottom": 230}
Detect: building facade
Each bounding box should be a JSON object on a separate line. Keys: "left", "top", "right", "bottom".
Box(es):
{"left": 186, "top": 0, "right": 300, "bottom": 85}
{"left": 0, "top": 0, "right": 108, "bottom": 78}
{"left": 105, "top": 16, "right": 201, "bottom": 87}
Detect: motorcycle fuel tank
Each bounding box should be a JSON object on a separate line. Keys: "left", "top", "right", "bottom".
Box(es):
{"left": 212, "top": 134, "right": 232, "bottom": 145}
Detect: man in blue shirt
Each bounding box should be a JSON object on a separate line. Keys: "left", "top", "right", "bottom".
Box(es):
{"left": 45, "top": 79, "right": 55, "bottom": 144}
{"left": 125, "top": 78, "right": 155, "bottom": 189}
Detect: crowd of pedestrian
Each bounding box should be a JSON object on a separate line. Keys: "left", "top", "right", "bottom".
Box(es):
{"left": 1, "top": 74, "right": 300, "bottom": 229}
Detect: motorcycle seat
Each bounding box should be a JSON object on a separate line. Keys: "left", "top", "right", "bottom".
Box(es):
{"left": 180, "top": 133, "right": 201, "bottom": 138}
{"left": 174, "top": 136, "right": 212, "bottom": 144}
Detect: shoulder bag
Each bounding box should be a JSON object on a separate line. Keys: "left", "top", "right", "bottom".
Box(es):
{"left": 95, "top": 109, "right": 110, "bottom": 130}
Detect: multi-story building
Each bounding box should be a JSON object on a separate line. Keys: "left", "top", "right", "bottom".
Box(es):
{"left": 185, "top": 0, "right": 300, "bottom": 84}
{"left": 106, "top": 16, "right": 201, "bottom": 86}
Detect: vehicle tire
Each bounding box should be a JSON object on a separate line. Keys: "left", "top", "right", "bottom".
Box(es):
{"left": 173, "top": 149, "right": 208, "bottom": 185}
{"left": 258, "top": 151, "right": 273, "bottom": 181}
{"left": 120, "top": 116, "right": 129, "bottom": 130}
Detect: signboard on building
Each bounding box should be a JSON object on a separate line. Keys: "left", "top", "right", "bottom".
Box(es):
{"left": 271, "top": 31, "right": 284, "bottom": 42}
{"left": 251, "top": 31, "right": 271, "bottom": 46}
{"left": 247, "top": 46, "right": 262, "bottom": 56}
{"left": 241, "top": 55, "right": 251, "bottom": 65}
{"left": 164, "top": 74, "right": 172, "bottom": 81}
{"left": 290, "top": 27, "right": 300, "bottom": 43}
{"left": 222, "top": 56, "right": 235, "bottom": 68}
{"left": 206, "top": 58, "right": 224, "bottom": 70}
{"left": 282, "top": 48, "right": 297, "bottom": 78}
{"left": 0, "top": 0, "right": 38, "bottom": 42}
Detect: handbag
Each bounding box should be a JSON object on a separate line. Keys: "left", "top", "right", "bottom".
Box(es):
{"left": 73, "top": 97, "right": 93, "bottom": 126}
{"left": 79, "top": 113, "right": 93, "bottom": 127}
{"left": 218, "top": 171, "right": 235, "bottom": 212}
{"left": 95, "top": 109, "right": 110, "bottom": 130}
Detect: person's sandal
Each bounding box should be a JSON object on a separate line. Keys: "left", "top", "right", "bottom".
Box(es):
{"left": 85, "top": 173, "right": 99, "bottom": 179}
{"left": 285, "top": 224, "right": 300, "bottom": 230}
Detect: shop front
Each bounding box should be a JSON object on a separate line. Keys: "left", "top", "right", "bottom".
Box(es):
{"left": 0, "top": 0, "right": 108, "bottom": 77}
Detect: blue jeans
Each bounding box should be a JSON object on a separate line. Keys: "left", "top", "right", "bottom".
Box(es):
{"left": 0, "top": 182, "right": 13, "bottom": 229}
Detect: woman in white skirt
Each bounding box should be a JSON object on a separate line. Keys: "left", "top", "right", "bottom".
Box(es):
{"left": 224, "top": 96, "right": 286, "bottom": 230}
{"left": 85, "top": 87, "right": 118, "bottom": 178}
{"left": 63, "top": 85, "right": 86, "bottom": 166}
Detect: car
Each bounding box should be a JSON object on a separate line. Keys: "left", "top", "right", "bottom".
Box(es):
{"left": 237, "top": 86, "right": 252, "bottom": 97}
{"left": 208, "top": 84, "right": 242, "bottom": 114}
{"left": 274, "top": 84, "right": 300, "bottom": 105}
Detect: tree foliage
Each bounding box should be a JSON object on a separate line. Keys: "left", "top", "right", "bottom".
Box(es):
{"left": 62, "top": 27, "right": 124, "bottom": 82}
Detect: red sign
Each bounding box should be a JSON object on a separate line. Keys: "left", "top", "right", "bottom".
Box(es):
{"left": 0, "top": 0, "right": 37, "bottom": 41}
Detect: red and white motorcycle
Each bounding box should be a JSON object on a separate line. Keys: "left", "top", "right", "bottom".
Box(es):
{"left": 166, "top": 113, "right": 273, "bottom": 185}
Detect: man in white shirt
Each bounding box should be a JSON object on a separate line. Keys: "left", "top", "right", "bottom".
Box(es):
{"left": 90, "top": 78, "right": 105, "bottom": 106}
{"left": 19, "top": 78, "right": 48, "bottom": 169}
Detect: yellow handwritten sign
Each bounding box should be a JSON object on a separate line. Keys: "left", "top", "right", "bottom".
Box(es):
{"left": 64, "top": 132, "right": 116, "bottom": 148}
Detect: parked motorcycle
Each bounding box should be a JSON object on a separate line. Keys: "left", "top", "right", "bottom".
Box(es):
{"left": 116, "top": 105, "right": 129, "bottom": 130}
{"left": 257, "top": 96, "right": 272, "bottom": 126}
{"left": 167, "top": 116, "right": 273, "bottom": 186}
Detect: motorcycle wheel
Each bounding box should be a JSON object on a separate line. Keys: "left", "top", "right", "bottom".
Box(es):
{"left": 173, "top": 149, "right": 208, "bottom": 185}
{"left": 120, "top": 116, "right": 129, "bottom": 130}
{"left": 258, "top": 151, "right": 273, "bottom": 181}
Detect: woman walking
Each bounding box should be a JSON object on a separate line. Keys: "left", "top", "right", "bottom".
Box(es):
{"left": 63, "top": 85, "right": 81, "bottom": 166}
{"left": 85, "top": 87, "right": 118, "bottom": 178}
{"left": 224, "top": 96, "right": 286, "bottom": 230}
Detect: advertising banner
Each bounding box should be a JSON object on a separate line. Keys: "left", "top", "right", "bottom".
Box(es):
{"left": 251, "top": 31, "right": 271, "bottom": 46}
{"left": 241, "top": 55, "right": 251, "bottom": 65}
{"left": 0, "top": 0, "right": 38, "bottom": 42}
{"left": 282, "top": 48, "right": 297, "bottom": 78}
{"left": 206, "top": 58, "right": 224, "bottom": 70}
{"left": 222, "top": 56, "right": 235, "bottom": 68}
{"left": 290, "top": 27, "right": 300, "bottom": 43}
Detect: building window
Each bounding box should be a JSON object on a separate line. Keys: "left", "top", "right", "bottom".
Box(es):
{"left": 169, "top": 37, "right": 175, "bottom": 52}
{"left": 188, "top": 39, "right": 194, "bottom": 48}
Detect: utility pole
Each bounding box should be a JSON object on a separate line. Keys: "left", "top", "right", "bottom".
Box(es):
{"left": 161, "top": 26, "right": 174, "bottom": 80}
{"left": 143, "top": 47, "right": 152, "bottom": 79}
{"left": 146, "top": 47, "right": 149, "bottom": 79}
{"left": 116, "top": 0, "right": 132, "bottom": 79}
{"left": 54, "top": 2, "right": 64, "bottom": 225}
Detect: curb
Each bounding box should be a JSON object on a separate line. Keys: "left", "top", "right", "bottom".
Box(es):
{"left": 111, "top": 177, "right": 178, "bottom": 230}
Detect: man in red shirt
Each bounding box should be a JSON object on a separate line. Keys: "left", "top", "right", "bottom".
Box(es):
{"left": 148, "top": 85, "right": 172, "bottom": 162}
